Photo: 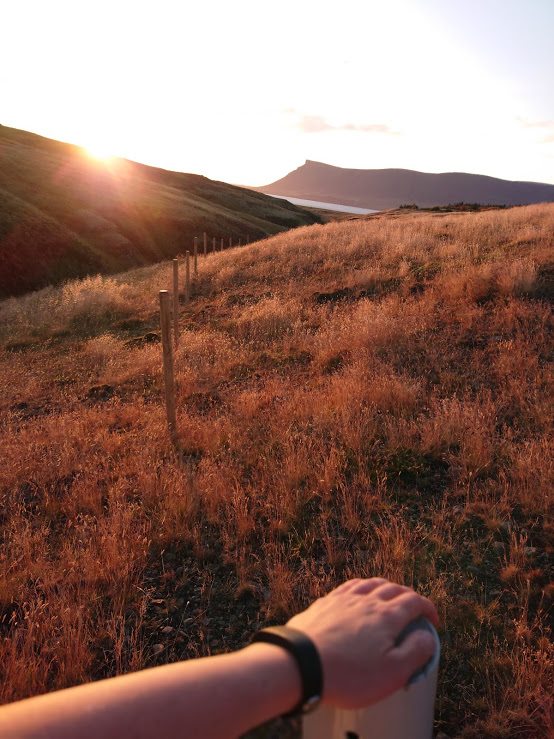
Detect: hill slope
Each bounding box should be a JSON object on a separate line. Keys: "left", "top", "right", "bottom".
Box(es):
{"left": 0, "top": 125, "right": 320, "bottom": 298}
{"left": 254, "top": 159, "right": 554, "bottom": 210}
{"left": 0, "top": 205, "right": 552, "bottom": 737}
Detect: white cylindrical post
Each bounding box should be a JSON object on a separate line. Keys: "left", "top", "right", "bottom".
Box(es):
{"left": 303, "top": 619, "right": 440, "bottom": 739}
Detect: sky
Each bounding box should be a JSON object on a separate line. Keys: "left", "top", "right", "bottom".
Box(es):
{"left": 2, "top": 0, "right": 553, "bottom": 186}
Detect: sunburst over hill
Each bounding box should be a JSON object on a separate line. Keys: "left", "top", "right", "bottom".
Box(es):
{"left": 0, "top": 125, "right": 319, "bottom": 299}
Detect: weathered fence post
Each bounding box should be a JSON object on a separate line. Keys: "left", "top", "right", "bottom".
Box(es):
{"left": 185, "top": 251, "right": 190, "bottom": 305}
{"left": 172, "top": 259, "right": 179, "bottom": 348}
{"left": 238, "top": 238, "right": 242, "bottom": 247}
{"left": 203, "top": 232, "right": 207, "bottom": 256}
{"left": 194, "top": 237, "right": 198, "bottom": 276}
{"left": 247, "top": 235, "right": 250, "bottom": 244}
{"left": 229, "top": 237, "right": 232, "bottom": 249}
{"left": 220, "top": 238, "right": 223, "bottom": 252}
{"left": 212, "top": 236, "right": 216, "bottom": 253}
{"left": 159, "top": 290, "right": 177, "bottom": 439}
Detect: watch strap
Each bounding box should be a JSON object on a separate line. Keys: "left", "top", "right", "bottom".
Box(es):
{"left": 251, "top": 625, "right": 323, "bottom": 716}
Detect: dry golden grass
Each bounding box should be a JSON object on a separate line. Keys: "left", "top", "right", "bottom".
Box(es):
{"left": 0, "top": 204, "right": 553, "bottom": 737}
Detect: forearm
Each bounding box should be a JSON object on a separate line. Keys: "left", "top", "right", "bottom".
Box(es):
{"left": 0, "top": 643, "right": 301, "bottom": 739}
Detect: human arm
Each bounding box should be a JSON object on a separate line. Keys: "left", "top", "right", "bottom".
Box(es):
{"left": 0, "top": 578, "right": 438, "bottom": 738}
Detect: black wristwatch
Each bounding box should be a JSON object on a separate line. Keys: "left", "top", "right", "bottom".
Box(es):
{"left": 251, "top": 625, "right": 323, "bottom": 716}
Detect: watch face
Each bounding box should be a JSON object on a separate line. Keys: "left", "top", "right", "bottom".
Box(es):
{"left": 302, "top": 694, "right": 322, "bottom": 713}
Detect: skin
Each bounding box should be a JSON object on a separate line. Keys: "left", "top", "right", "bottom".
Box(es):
{"left": 288, "top": 577, "right": 439, "bottom": 709}
{"left": 0, "top": 578, "right": 438, "bottom": 738}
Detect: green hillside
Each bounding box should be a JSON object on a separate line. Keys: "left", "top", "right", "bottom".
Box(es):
{"left": 0, "top": 125, "right": 320, "bottom": 298}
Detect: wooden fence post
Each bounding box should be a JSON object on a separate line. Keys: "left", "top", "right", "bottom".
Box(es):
{"left": 229, "top": 237, "right": 232, "bottom": 249}
{"left": 203, "top": 232, "right": 207, "bottom": 256}
{"left": 185, "top": 251, "right": 190, "bottom": 304}
{"left": 159, "top": 290, "right": 177, "bottom": 439}
{"left": 194, "top": 237, "right": 198, "bottom": 276}
{"left": 212, "top": 236, "right": 215, "bottom": 253}
{"left": 238, "top": 238, "right": 242, "bottom": 247}
{"left": 220, "top": 238, "right": 223, "bottom": 252}
{"left": 173, "top": 259, "right": 179, "bottom": 348}
{"left": 247, "top": 235, "right": 250, "bottom": 244}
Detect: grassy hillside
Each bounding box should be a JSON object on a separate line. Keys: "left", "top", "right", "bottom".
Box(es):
{"left": 0, "top": 205, "right": 553, "bottom": 737}
{"left": 0, "top": 124, "right": 319, "bottom": 298}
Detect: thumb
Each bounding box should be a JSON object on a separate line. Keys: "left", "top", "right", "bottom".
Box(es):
{"left": 391, "top": 630, "right": 437, "bottom": 685}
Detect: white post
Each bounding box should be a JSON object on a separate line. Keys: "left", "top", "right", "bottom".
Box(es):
{"left": 303, "top": 619, "right": 440, "bottom": 739}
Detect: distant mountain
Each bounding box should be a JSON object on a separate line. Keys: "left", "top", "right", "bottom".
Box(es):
{"left": 254, "top": 160, "right": 554, "bottom": 210}
{"left": 0, "top": 125, "right": 320, "bottom": 298}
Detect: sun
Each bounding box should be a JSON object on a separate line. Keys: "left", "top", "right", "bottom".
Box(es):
{"left": 85, "top": 143, "right": 113, "bottom": 161}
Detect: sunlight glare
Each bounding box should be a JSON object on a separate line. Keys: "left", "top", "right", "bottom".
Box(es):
{"left": 85, "top": 143, "right": 112, "bottom": 161}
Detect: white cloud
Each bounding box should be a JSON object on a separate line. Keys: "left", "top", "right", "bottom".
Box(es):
{"left": 294, "top": 114, "right": 399, "bottom": 136}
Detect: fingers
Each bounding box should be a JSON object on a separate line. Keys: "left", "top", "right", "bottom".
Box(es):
{"left": 371, "top": 582, "right": 412, "bottom": 601}
{"left": 388, "top": 629, "right": 437, "bottom": 684}
{"left": 329, "top": 577, "right": 390, "bottom": 597}
{"left": 349, "top": 578, "right": 390, "bottom": 595}
{"left": 326, "top": 578, "right": 439, "bottom": 630}
{"left": 387, "top": 591, "right": 439, "bottom": 628}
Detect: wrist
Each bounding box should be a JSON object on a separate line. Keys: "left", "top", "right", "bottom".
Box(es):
{"left": 251, "top": 626, "right": 323, "bottom": 715}
{"left": 241, "top": 642, "right": 302, "bottom": 717}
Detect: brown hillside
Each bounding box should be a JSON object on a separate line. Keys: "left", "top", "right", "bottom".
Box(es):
{"left": 0, "top": 125, "right": 320, "bottom": 298}
{"left": 0, "top": 205, "right": 552, "bottom": 737}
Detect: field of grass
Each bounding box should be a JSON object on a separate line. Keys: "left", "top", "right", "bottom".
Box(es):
{"left": 0, "top": 204, "right": 552, "bottom": 737}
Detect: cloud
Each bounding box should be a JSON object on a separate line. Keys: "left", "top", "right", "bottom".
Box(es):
{"left": 297, "top": 115, "right": 334, "bottom": 133}
{"left": 342, "top": 122, "right": 398, "bottom": 134}
{"left": 517, "top": 116, "right": 554, "bottom": 144}
{"left": 295, "top": 113, "right": 399, "bottom": 135}
{"left": 517, "top": 116, "right": 554, "bottom": 129}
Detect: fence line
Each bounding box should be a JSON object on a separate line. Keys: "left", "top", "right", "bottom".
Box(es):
{"left": 185, "top": 251, "right": 190, "bottom": 305}
{"left": 160, "top": 232, "right": 253, "bottom": 438}
{"left": 172, "top": 259, "right": 179, "bottom": 348}
{"left": 159, "top": 290, "right": 177, "bottom": 439}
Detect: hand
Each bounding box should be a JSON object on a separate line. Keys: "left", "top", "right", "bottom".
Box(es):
{"left": 286, "top": 578, "right": 439, "bottom": 709}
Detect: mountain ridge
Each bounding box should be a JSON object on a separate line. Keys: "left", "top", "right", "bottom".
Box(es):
{"left": 254, "top": 159, "right": 554, "bottom": 210}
